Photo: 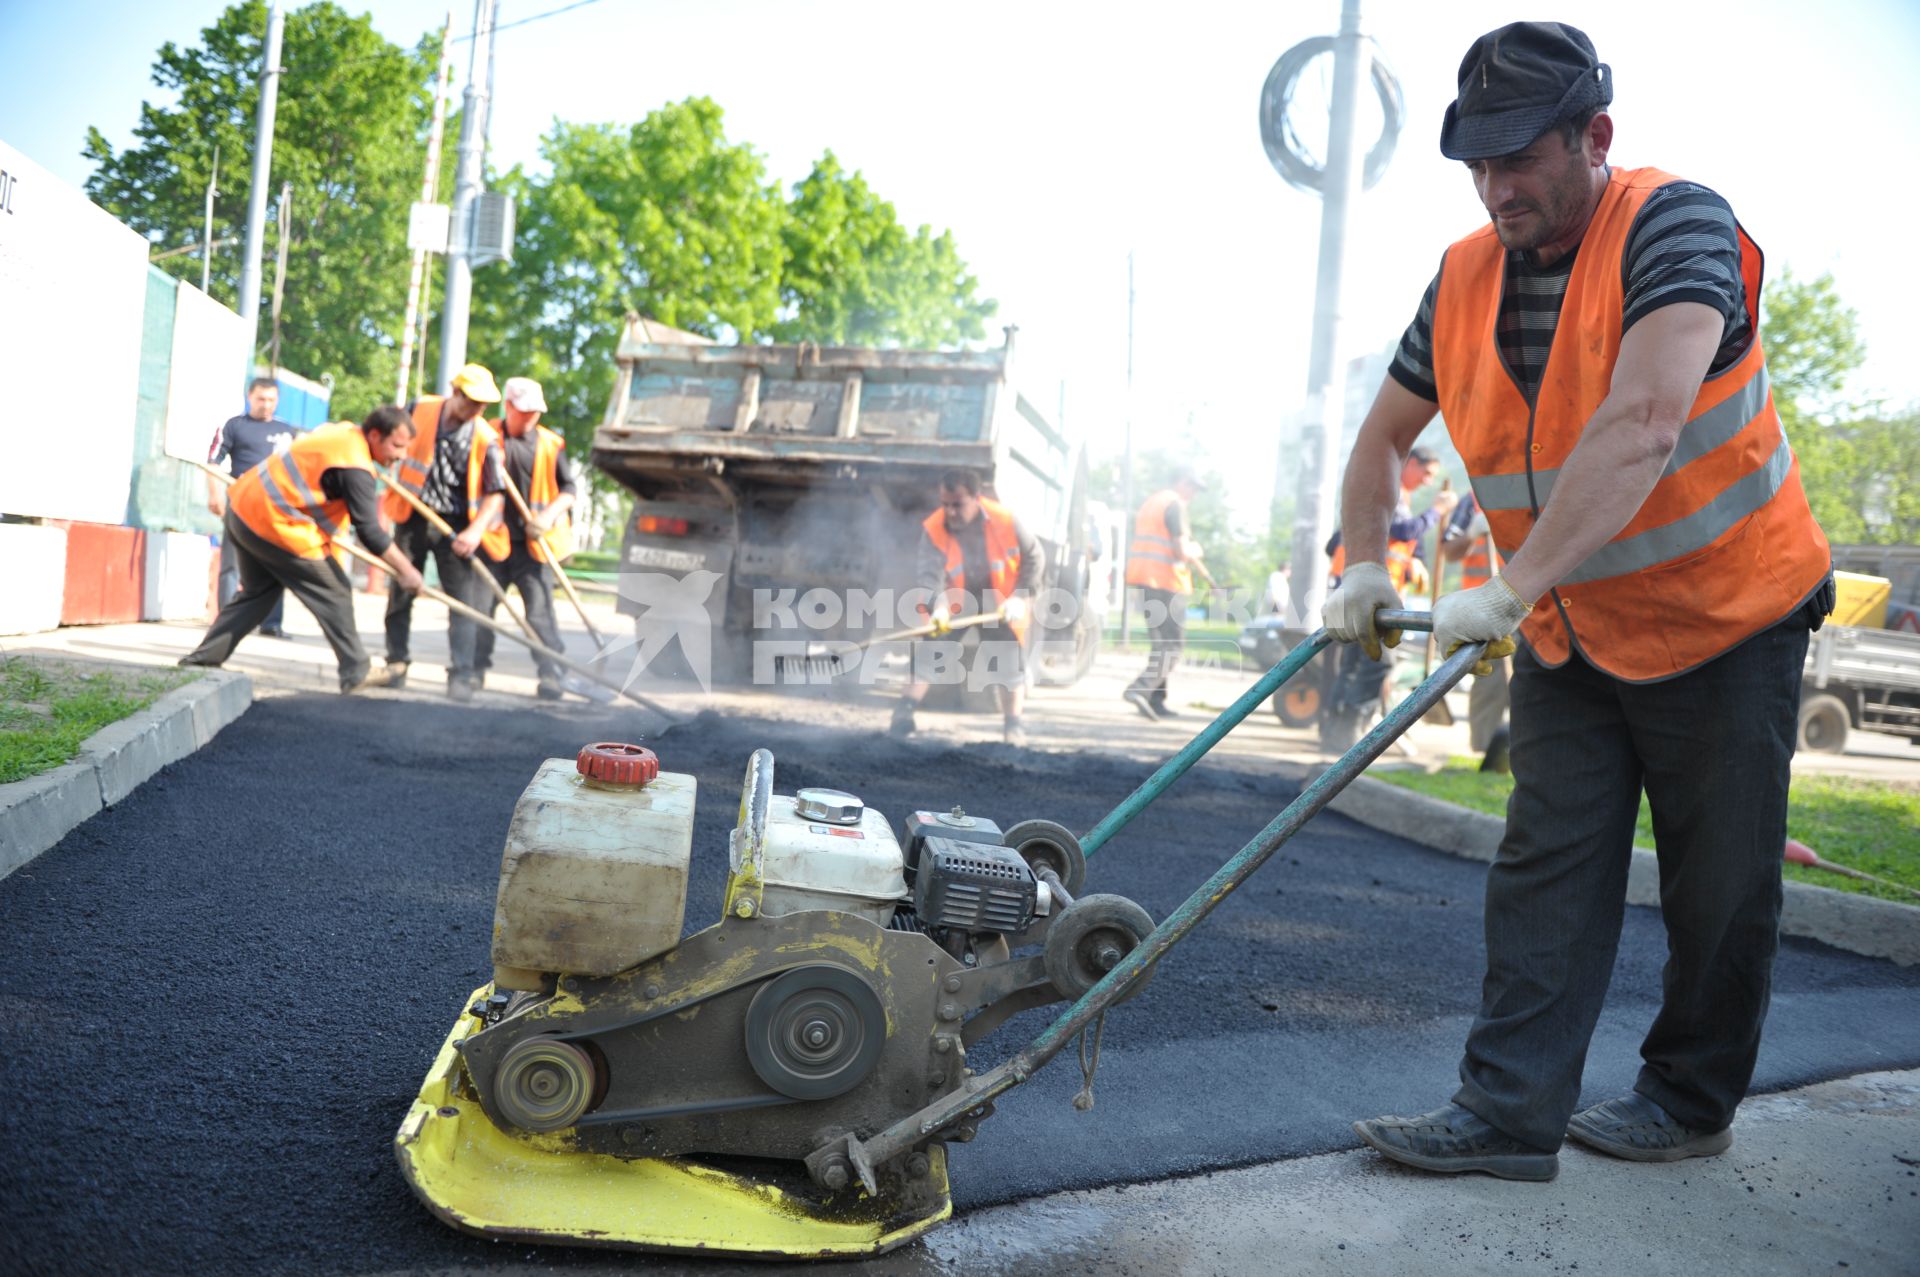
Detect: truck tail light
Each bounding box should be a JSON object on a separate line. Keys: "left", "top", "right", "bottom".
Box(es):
{"left": 635, "top": 515, "right": 690, "bottom": 536}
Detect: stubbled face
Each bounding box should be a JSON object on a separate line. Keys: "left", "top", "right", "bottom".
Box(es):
{"left": 504, "top": 405, "right": 539, "bottom": 436}
{"left": 247, "top": 386, "right": 279, "bottom": 421}
{"left": 373, "top": 424, "right": 416, "bottom": 463}
{"left": 447, "top": 390, "right": 484, "bottom": 424}
{"left": 1401, "top": 457, "right": 1441, "bottom": 493}
{"left": 939, "top": 485, "right": 981, "bottom": 526}
{"left": 1468, "top": 129, "right": 1594, "bottom": 255}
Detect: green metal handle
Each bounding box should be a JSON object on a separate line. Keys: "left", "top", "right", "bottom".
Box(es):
{"left": 1079, "top": 610, "right": 1437, "bottom": 858}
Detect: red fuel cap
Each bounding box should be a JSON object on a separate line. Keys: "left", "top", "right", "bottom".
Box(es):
{"left": 576, "top": 742, "right": 659, "bottom": 787}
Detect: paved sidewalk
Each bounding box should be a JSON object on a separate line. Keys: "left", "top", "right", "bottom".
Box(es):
{"left": 8, "top": 598, "right": 1915, "bottom": 787}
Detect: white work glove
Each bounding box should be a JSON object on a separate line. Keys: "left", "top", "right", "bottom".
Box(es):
{"left": 1431, "top": 577, "right": 1533, "bottom": 676}
{"left": 1467, "top": 509, "right": 1490, "bottom": 539}
{"left": 929, "top": 601, "right": 953, "bottom": 636}
{"left": 1322, "top": 561, "right": 1404, "bottom": 661}
{"left": 1001, "top": 595, "right": 1030, "bottom": 624}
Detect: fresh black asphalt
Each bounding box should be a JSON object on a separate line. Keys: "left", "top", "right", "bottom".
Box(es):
{"left": 3, "top": 694, "right": 1917, "bottom": 1275}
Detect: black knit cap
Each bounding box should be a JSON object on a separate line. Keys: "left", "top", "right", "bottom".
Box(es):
{"left": 1440, "top": 21, "right": 1612, "bottom": 161}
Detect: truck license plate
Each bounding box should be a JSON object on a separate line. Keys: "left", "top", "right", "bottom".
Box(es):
{"left": 625, "top": 545, "right": 709, "bottom": 572}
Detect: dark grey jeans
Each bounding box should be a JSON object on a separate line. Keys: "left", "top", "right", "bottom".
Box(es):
{"left": 188, "top": 513, "right": 368, "bottom": 687}
{"left": 383, "top": 516, "right": 484, "bottom": 681}
{"left": 1453, "top": 606, "right": 1815, "bottom": 1151}
{"left": 1125, "top": 587, "right": 1187, "bottom": 698}
{"left": 474, "top": 542, "right": 565, "bottom": 684}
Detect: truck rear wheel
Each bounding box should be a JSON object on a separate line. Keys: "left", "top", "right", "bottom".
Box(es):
{"left": 1797, "top": 693, "right": 1850, "bottom": 754}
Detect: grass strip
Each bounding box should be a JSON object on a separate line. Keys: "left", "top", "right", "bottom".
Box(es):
{"left": 0, "top": 658, "right": 196, "bottom": 784}
{"left": 1372, "top": 757, "right": 1920, "bottom": 906}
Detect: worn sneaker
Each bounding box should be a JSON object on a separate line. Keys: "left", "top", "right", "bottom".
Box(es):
{"left": 1353, "top": 1102, "right": 1558, "bottom": 1182}
{"left": 1566, "top": 1092, "right": 1732, "bottom": 1163}
{"left": 1122, "top": 688, "right": 1160, "bottom": 720}
{"left": 447, "top": 678, "right": 477, "bottom": 704}
{"left": 340, "top": 670, "right": 379, "bottom": 695}
{"left": 1003, "top": 719, "right": 1028, "bottom": 747}
{"left": 536, "top": 680, "right": 565, "bottom": 702}
{"left": 382, "top": 661, "right": 410, "bottom": 689}
{"left": 889, "top": 701, "right": 918, "bottom": 738}
{"left": 1149, "top": 692, "right": 1182, "bottom": 719}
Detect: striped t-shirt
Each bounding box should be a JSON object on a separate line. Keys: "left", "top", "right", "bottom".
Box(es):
{"left": 1388, "top": 180, "right": 1752, "bottom": 408}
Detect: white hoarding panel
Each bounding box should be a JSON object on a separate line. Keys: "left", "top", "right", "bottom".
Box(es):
{"left": 0, "top": 139, "right": 148, "bottom": 523}
{"left": 164, "top": 281, "right": 250, "bottom": 461}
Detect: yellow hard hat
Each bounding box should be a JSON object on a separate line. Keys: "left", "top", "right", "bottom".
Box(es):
{"left": 449, "top": 363, "right": 502, "bottom": 404}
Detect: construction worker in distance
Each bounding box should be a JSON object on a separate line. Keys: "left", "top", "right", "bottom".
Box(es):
{"left": 180, "top": 407, "right": 425, "bottom": 691}
{"left": 1122, "top": 470, "right": 1206, "bottom": 720}
{"left": 205, "top": 376, "right": 297, "bottom": 638}
{"left": 1440, "top": 494, "right": 1512, "bottom": 772}
{"left": 473, "top": 377, "right": 577, "bottom": 701}
{"left": 891, "top": 469, "right": 1044, "bottom": 746}
{"left": 1330, "top": 22, "right": 1832, "bottom": 1182}
{"left": 1320, "top": 448, "right": 1457, "bottom": 746}
{"left": 381, "top": 363, "right": 510, "bottom": 702}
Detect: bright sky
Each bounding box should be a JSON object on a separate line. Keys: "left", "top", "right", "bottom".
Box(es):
{"left": 7, "top": 0, "right": 1919, "bottom": 527}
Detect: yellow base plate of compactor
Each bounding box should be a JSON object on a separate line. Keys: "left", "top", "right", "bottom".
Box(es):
{"left": 394, "top": 985, "right": 952, "bottom": 1259}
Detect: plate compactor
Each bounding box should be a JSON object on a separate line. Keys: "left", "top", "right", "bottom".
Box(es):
{"left": 395, "top": 610, "right": 1477, "bottom": 1260}
{"left": 396, "top": 740, "right": 1155, "bottom": 1258}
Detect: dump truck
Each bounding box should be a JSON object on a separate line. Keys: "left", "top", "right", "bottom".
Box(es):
{"left": 1796, "top": 546, "right": 1920, "bottom": 752}
{"left": 590, "top": 319, "right": 1099, "bottom": 685}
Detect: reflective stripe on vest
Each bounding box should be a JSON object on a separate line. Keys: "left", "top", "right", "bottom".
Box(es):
{"left": 382, "top": 396, "right": 509, "bottom": 561}
{"left": 1126, "top": 489, "right": 1192, "bottom": 594}
{"left": 1430, "top": 165, "right": 1829, "bottom": 681}
{"left": 923, "top": 497, "right": 1028, "bottom": 644}
{"left": 228, "top": 423, "right": 373, "bottom": 559}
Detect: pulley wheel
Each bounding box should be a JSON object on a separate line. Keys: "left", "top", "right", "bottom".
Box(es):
{"left": 493, "top": 1036, "right": 599, "bottom": 1132}
{"left": 1044, "top": 893, "right": 1157, "bottom": 1002}
{"left": 745, "top": 966, "right": 887, "bottom": 1101}
{"left": 1003, "top": 818, "right": 1088, "bottom": 897}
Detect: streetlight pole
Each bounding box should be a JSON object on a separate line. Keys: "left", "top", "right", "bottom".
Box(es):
{"left": 436, "top": 0, "right": 499, "bottom": 392}
{"left": 236, "top": 1, "right": 285, "bottom": 378}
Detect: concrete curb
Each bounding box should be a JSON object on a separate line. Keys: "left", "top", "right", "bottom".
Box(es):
{"left": 0, "top": 669, "right": 252, "bottom": 880}
{"left": 1317, "top": 769, "right": 1920, "bottom": 967}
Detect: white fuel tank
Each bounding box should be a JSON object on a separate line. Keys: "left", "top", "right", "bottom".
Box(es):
{"left": 759, "top": 787, "right": 909, "bottom": 925}
{"left": 490, "top": 744, "right": 696, "bottom": 991}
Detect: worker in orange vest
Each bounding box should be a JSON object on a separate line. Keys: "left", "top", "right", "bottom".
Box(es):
{"left": 1329, "top": 23, "right": 1833, "bottom": 1182}
{"left": 180, "top": 407, "right": 426, "bottom": 691}
{"left": 473, "top": 377, "right": 578, "bottom": 700}
{"left": 381, "top": 363, "right": 510, "bottom": 702}
{"left": 1441, "top": 495, "right": 1512, "bottom": 772}
{"left": 1319, "top": 449, "right": 1455, "bottom": 748}
{"left": 891, "top": 469, "right": 1043, "bottom": 745}
{"left": 1121, "top": 471, "right": 1206, "bottom": 720}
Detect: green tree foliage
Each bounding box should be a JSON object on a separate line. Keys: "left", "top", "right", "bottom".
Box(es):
{"left": 84, "top": 1, "right": 438, "bottom": 413}
{"left": 469, "top": 104, "right": 997, "bottom": 457}
{"left": 1760, "top": 269, "right": 1917, "bottom": 544}
{"left": 466, "top": 101, "right": 789, "bottom": 447}
{"left": 776, "top": 152, "right": 995, "bottom": 346}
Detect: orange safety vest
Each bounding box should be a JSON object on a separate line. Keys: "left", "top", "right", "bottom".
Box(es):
{"left": 1458, "top": 535, "right": 1495, "bottom": 591}
{"left": 1328, "top": 533, "right": 1423, "bottom": 592}
{"left": 228, "top": 423, "right": 375, "bottom": 560}
{"left": 1430, "top": 166, "right": 1829, "bottom": 682}
{"left": 1126, "top": 490, "right": 1192, "bottom": 594}
{"left": 523, "top": 423, "right": 575, "bottom": 564}
{"left": 382, "top": 396, "right": 510, "bottom": 561}
{"left": 924, "top": 497, "right": 1029, "bottom": 644}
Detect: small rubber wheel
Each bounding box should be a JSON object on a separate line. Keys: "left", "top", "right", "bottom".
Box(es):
{"left": 1797, "top": 693, "right": 1849, "bottom": 754}
{"left": 1003, "top": 818, "right": 1088, "bottom": 897}
{"left": 494, "top": 1036, "right": 598, "bottom": 1132}
{"left": 1044, "top": 893, "right": 1156, "bottom": 1002}
{"left": 745, "top": 966, "right": 887, "bottom": 1101}
{"left": 1273, "top": 683, "right": 1321, "bottom": 727}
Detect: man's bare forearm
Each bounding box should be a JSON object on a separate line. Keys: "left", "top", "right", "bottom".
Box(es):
{"left": 1501, "top": 397, "right": 1680, "bottom": 602}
